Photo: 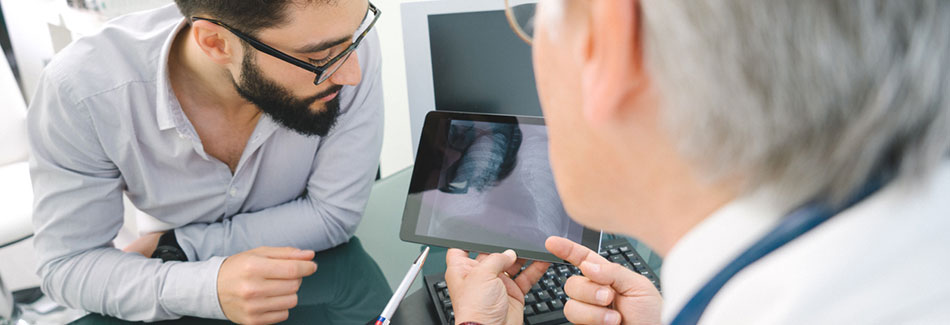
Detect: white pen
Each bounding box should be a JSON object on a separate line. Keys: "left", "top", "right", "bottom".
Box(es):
{"left": 375, "top": 246, "right": 430, "bottom": 325}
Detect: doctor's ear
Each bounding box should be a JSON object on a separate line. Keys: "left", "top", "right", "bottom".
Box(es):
{"left": 189, "top": 19, "right": 239, "bottom": 66}
{"left": 580, "top": 0, "right": 646, "bottom": 124}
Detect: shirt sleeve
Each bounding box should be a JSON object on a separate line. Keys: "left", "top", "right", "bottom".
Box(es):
{"left": 28, "top": 69, "right": 227, "bottom": 321}
{"left": 173, "top": 30, "right": 385, "bottom": 260}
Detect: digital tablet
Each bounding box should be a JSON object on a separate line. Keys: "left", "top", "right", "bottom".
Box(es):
{"left": 400, "top": 111, "right": 602, "bottom": 263}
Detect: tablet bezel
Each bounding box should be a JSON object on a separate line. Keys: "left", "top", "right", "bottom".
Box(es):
{"left": 399, "top": 111, "right": 602, "bottom": 263}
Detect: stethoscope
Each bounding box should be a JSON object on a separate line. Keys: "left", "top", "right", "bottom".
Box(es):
{"left": 670, "top": 175, "right": 888, "bottom": 325}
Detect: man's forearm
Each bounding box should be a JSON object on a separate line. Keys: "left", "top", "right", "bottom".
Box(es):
{"left": 173, "top": 193, "right": 365, "bottom": 261}
{"left": 38, "top": 247, "right": 226, "bottom": 321}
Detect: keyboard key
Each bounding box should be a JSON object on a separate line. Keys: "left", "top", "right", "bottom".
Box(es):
{"left": 525, "top": 293, "right": 537, "bottom": 305}
{"left": 557, "top": 265, "right": 571, "bottom": 275}
{"left": 442, "top": 299, "right": 452, "bottom": 309}
{"left": 534, "top": 302, "right": 551, "bottom": 314}
{"left": 532, "top": 283, "right": 542, "bottom": 292}
{"left": 620, "top": 246, "right": 630, "bottom": 253}
{"left": 621, "top": 262, "right": 634, "bottom": 271}
{"left": 557, "top": 276, "right": 568, "bottom": 287}
{"left": 599, "top": 251, "right": 609, "bottom": 258}
{"left": 549, "top": 299, "right": 564, "bottom": 310}
{"left": 553, "top": 287, "right": 566, "bottom": 300}
{"left": 609, "top": 248, "right": 621, "bottom": 255}
{"left": 542, "top": 278, "right": 557, "bottom": 289}
{"left": 545, "top": 269, "right": 557, "bottom": 278}
{"left": 610, "top": 255, "right": 625, "bottom": 264}
{"left": 524, "top": 305, "right": 536, "bottom": 316}
{"left": 536, "top": 290, "right": 553, "bottom": 302}
{"left": 526, "top": 309, "right": 566, "bottom": 325}
{"left": 435, "top": 281, "right": 447, "bottom": 289}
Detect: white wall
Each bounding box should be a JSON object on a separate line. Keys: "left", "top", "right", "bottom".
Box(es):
{"left": 0, "top": 0, "right": 57, "bottom": 102}
{"left": 374, "top": 0, "right": 430, "bottom": 177}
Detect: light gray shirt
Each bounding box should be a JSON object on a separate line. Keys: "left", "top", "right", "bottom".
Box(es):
{"left": 27, "top": 4, "right": 383, "bottom": 321}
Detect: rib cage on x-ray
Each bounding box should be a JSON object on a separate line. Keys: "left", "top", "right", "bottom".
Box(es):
{"left": 441, "top": 121, "right": 522, "bottom": 194}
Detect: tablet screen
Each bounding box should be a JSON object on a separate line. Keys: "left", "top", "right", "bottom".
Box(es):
{"left": 401, "top": 111, "right": 601, "bottom": 262}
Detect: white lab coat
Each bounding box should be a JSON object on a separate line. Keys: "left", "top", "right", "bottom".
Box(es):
{"left": 661, "top": 162, "right": 950, "bottom": 324}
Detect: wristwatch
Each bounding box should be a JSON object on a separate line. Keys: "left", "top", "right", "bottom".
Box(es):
{"left": 151, "top": 230, "right": 188, "bottom": 262}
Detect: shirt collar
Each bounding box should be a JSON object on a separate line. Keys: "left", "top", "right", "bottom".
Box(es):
{"left": 155, "top": 18, "right": 189, "bottom": 131}
{"left": 659, "top": 187, "right": 794, "bottom": 322}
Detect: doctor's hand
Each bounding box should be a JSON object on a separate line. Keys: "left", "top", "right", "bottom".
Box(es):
{"left": 546, "top": 236, "right": 662, "bottom": 325}
{"left": 445, "top": 248, "right": 550, "bottom": 325}
{"left": 217, "top": 247, "right": 317, "bottom": 325}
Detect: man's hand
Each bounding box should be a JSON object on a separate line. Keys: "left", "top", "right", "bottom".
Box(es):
{"left": 122, "top": 231, "right": 163, "bottom": 257}
{"left": 217, "top": 247, "right": 317, "bottom": 324}
{"left": 445, "top": 249, "right": 550, "bottom": 325}
{"left": 546, "top": 237, "right": 662, "bottom": 325}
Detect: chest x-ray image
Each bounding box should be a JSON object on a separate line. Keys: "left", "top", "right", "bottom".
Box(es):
{"left": 415, "top": 120, "right": 585, "bottom": 253}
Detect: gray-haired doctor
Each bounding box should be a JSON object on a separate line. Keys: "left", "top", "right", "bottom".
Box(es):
{"left": 445, "top": 1, "right": 950, "bottom": 324}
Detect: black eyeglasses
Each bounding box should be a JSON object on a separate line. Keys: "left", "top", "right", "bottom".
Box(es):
{"left": 192, "top": 2, "right": 381, "bottom": 86}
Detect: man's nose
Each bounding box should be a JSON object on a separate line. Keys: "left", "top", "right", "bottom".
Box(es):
{"left": 328, "top": 52, "right": 361, "bottom": 86}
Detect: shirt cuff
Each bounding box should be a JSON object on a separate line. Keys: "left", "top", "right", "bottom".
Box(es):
{"left": 159, "top": 256, "right": 227, "bottom": 320}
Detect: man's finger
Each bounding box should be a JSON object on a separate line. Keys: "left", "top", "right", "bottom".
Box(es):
{"left": 445, "top": 248, "right": 474, "bottom": 285}
{"left": 261, "top": 259, "right": 318, "bottom": 279}
{"left": 563, "top": 299, "right": 622, "bottom": 325}
{"left": 255, "top": 246, "right": 315, "bottom": 261}
{"left": 546, "top": 236, "right": 609, "bottom": 267}
{"left": 578, "top": 260, "right": 652, "bottom": 296}
{"left": 251, "top": 294, "right": 299, "bottom": 314}
{"left": 504, "top": 258, "right": 528, "bottom": 278}
{"left": 513, "top": 260, "right": 550, "bottom": 294}
{"left": 446, "top": 248, "right": 473, "bottom": 267}
{"left": 259, "top": 279, "right": 304, "bottom": 296}
{"left": 472, "top": 250, "right": 517, "bottom": 281}
{"left": 564, "top": 275, "right": 615, "bottom": 307}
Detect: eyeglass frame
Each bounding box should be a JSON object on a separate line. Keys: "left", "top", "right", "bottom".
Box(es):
{"left": 191, "top": 2, "right": 381, "bottom": 86}
{"left": 504, "top": 0, "right": 535, "bottom": 45}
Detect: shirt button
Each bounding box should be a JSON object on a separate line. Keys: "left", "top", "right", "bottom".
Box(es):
{"left": 229, "top": 188, "right": 238, "bottom": 197}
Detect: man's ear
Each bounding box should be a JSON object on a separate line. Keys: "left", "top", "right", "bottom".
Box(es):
{"left": 190, "top": 20, "right": 238, "bottom": 66}
{"left": 580, "top": 0, "right": 644, "bottom": 124}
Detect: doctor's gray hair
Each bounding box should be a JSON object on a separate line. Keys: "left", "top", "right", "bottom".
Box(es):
{"left": 640, "top": 0, "right": 950, "bottom": 204}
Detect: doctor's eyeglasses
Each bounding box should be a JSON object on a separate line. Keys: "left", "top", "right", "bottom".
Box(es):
{"left": 504, "top": 0, "right": 537, "bottom": 45}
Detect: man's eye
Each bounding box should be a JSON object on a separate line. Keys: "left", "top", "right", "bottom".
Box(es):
{"left": 309, "top": 57, "right": 332, "bottom": 65}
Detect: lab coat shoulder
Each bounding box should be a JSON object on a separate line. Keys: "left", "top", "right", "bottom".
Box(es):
{"left": 702, "top": 168, "right": 950, "bottom": 324}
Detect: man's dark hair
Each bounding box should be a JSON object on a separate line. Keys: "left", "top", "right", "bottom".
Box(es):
{"left": 174, "top": 0, "right": 322, "bottom": 35}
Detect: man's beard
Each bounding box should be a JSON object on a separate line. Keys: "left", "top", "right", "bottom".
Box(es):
{"left": 231, "top": 52, "right": 343, "bottom": 137}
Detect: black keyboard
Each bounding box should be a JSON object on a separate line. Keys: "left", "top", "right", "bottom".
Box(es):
{"left": 424, "top": 239, "right": 660, "bottom": 325}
